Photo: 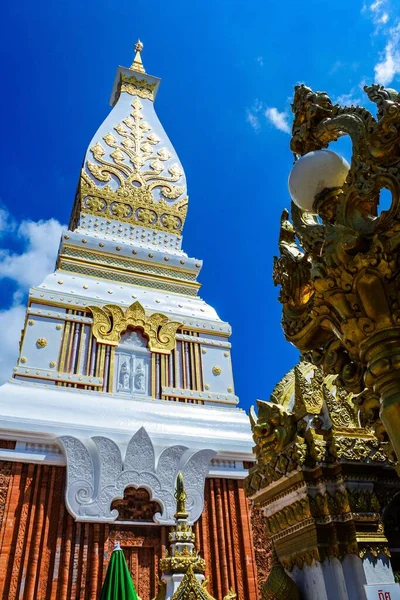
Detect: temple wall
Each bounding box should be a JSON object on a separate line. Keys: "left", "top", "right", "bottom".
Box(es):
{"left": 0, "top": 462, "right": 258, "bottom": 600}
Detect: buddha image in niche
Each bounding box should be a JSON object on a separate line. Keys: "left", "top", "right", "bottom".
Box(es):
{"left": 134, "top": 362, "right": 145, "bottom": 392}
{"left": 118, "top": 360, "right": 131, "bottom": 392}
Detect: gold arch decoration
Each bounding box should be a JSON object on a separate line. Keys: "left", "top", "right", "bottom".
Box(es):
{"left": 88, "top": 301, "right": 182, "bottom": 354}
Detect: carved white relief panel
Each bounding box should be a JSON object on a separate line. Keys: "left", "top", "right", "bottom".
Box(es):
{"left": 58, "top": 427, "right": 216, "bottom": 525}
{"left": 115, "top": 330, "right": 150, "bottom": 396}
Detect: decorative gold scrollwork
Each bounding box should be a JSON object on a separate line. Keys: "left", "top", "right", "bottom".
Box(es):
{"left": 274, "top": 84, "right": 400, "bottom": 454}
{"left": 88, "top": 300, "right": 181, "bottom": 354}
{"left": 79, "top": 97, "right": 188, "bottom": 235}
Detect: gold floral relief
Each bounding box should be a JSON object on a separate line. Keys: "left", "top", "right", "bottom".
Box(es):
{"left": 79, "top": 96, "right": 188, "bottom": 235}
{"left": 88, "top": 300, "right": 182, "bottom": 354}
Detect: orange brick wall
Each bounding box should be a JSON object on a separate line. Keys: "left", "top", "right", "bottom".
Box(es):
{"left": 0, "top": 461, "right": 259, "bottom": 600}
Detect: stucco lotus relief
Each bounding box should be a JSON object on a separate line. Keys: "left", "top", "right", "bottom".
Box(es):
{"left": 58, "top": 427, "right": 215, "bottom": 524}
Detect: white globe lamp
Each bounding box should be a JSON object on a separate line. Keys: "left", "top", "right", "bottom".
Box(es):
{"left": 288, "top": 149, "right": 350, "bottom": 213}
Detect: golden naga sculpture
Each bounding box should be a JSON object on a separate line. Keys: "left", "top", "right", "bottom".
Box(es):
{"left": 274, "top": 83, "right": 400, "bottom": 459}
{"left": 88, "top": 300, "right": 181, "bottom": 353}
{"left": 249, "top": 398, "right": 296, "bottom": 463}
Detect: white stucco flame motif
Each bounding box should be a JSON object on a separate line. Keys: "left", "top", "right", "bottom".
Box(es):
{"left": 58, "top": 427, "right": 216, "bottom": 524}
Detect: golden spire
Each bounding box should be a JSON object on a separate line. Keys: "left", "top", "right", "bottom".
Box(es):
{"left": 174, "top": 472, "right": 189, "bottom": 519}
{"left": 130, "top": 39, "right": 146, "bottom": 73}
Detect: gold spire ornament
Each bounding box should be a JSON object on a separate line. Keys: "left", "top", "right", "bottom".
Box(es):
{"left": 174, "top": 472, "right": 189, "bottom": 519}
{"left": 158, "top": 473, "right": 237, "bottom": 600}
{"left": 130, "top": 39, "right": 146, "bottom": 73}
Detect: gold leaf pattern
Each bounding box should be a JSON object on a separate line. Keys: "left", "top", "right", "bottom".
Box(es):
{"left": 80, "top": 97, "right": 188, "bottom": 235}
{"left": 120, "top": 73, "right": 157, "bottom": 101}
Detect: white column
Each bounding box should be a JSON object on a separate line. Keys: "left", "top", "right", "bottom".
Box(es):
{"left": 291, "top": 561, "right": 329, "bottom": 600}
{"left": 322, "top": 557, "right": 349, "bottom": 600}
{"left": 342, "top": 555, "right": 367, "bottom": 600}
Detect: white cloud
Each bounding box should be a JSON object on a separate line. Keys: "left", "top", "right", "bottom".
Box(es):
{"left": 361, "top": 1, "right": 400, "bottom": 87}
{"left": 246, "top": 99, "right": 264, "bottom": 132}
{"left": 0, "top": 216, "right": 63, "bottom": 291}
{"left": 371, "top": 0, "right": 384, "bottom": 12}
{"left": 0, "top": 304, "right": 26, "bottom": 385}
{"left": 333, "top": 86, "right": 362, "bottom": 106}
{"left": 256, "top": 56, "right": 264, "bottom": 67}
{"left": 0, "top": 208, "right": 15, "bottom": 238}
{"left": 330, "top": 60, "right": 343, "bottom": 75}
{"left": 375, "top": 23, "right": 400, "bottom": 84}
{"left": 366, "top": 0, "right": 390, "bottom": 27}
{"left": 0, "top": 209, "right": 64, "bottom": 384}
{"left": 265, "top": 107, "right": 291, "bottom": 134}
{"left": 246, "top": 111, "right": 261, "bottom": 132}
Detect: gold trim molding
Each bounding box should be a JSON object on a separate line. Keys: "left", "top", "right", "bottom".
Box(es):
{"left": 120, "top": 73, "right": 156, "bottom": 101}
{"left": 88, "top": 300, "right": 182, "bottom": 354}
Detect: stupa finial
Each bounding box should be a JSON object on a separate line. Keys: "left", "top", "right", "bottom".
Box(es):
{"left": 130, "top": 39, "right": 146, "bottom": 73}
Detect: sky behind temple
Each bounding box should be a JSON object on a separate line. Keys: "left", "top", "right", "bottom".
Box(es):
{"left": 0, "top": 0, "right": 399, "bottom": 411}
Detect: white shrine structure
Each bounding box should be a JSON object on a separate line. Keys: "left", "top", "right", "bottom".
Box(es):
{"left": 0, "top": 42, "right": 259, "bottom": 600}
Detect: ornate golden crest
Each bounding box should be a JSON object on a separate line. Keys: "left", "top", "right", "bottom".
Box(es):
{"left": 88, "top": 300, "right": 181, "bottom": 353}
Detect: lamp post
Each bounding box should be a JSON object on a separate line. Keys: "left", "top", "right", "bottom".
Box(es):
{"left": 274, "top": 84, "right": 400, "bottom": 460}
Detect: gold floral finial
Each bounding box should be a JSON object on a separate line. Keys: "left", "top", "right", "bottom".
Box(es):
{"left": 130, "top": 39, "right": 146, "bottom": 74}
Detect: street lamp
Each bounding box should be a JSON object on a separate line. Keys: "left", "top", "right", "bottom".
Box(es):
{"left": 274, "top": 83, "right": 400, "bottom": 460}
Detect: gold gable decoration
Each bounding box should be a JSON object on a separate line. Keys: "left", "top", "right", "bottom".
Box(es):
{"left": 88, "top": 300, "right": 182, "bottom": 353}
{"left": 79, "top": 97, "right": 188, "bottom": 235}
{"left": 169, "top": 568, "right": 237, "bottom": 600}
{"left": 170, "top": 566, "right": 215, "bottom": 600}
{"left": 246, "top": 361, "right": 392, "bottom": 496}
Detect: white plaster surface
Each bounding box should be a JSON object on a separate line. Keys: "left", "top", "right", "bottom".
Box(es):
{"left": 0, "top": 380, "right": 252, "bottom": 453}
{"left": 322, "top": 557, "right": 349, "bottom": 600}
{"left": 363, "top": 554, "right": 395, "bottom": 585}
{"left": 291, "top": 555, "right": 395, "bottom": 600}
{"left": 343, "top": 555, "right": 368, "bottom": 600}
{"left": 292, "top": 561, "right": 329, "bottom": 600}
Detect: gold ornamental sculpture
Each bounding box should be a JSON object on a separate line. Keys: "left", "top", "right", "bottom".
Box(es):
{"left": 88, "top": 300, "right": 182, "bottom": 353}
{"left": 72, "top": 41, "right": 189, "bottom": 237}
{"left": 274, "top": 83, "right": 400, "bottom": 460}
{"left": 245, "top": 361, "right": 396, "bottom": 575}
{"left": 78, "top": 97, "right": 188, "bottom": 235}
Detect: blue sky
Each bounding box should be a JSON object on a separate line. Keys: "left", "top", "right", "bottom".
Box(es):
{"left": 0, "top": 0, "right": 399, "bottom": 410}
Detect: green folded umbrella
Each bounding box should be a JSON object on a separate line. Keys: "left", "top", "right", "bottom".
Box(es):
{"left": 100, "top": 542, "right": 139, "bottom": 600}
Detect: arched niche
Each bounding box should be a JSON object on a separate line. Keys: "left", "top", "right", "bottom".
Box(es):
{"left": 111, "top": 486, "right": 162, "bottom": 523}
{"left": 115, "top": 328, "right": 151, "bottom": 396}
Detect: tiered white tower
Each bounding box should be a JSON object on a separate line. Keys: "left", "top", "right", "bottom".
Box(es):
{"left": 0, "top": 42, "right": 253, "bottom": 527}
